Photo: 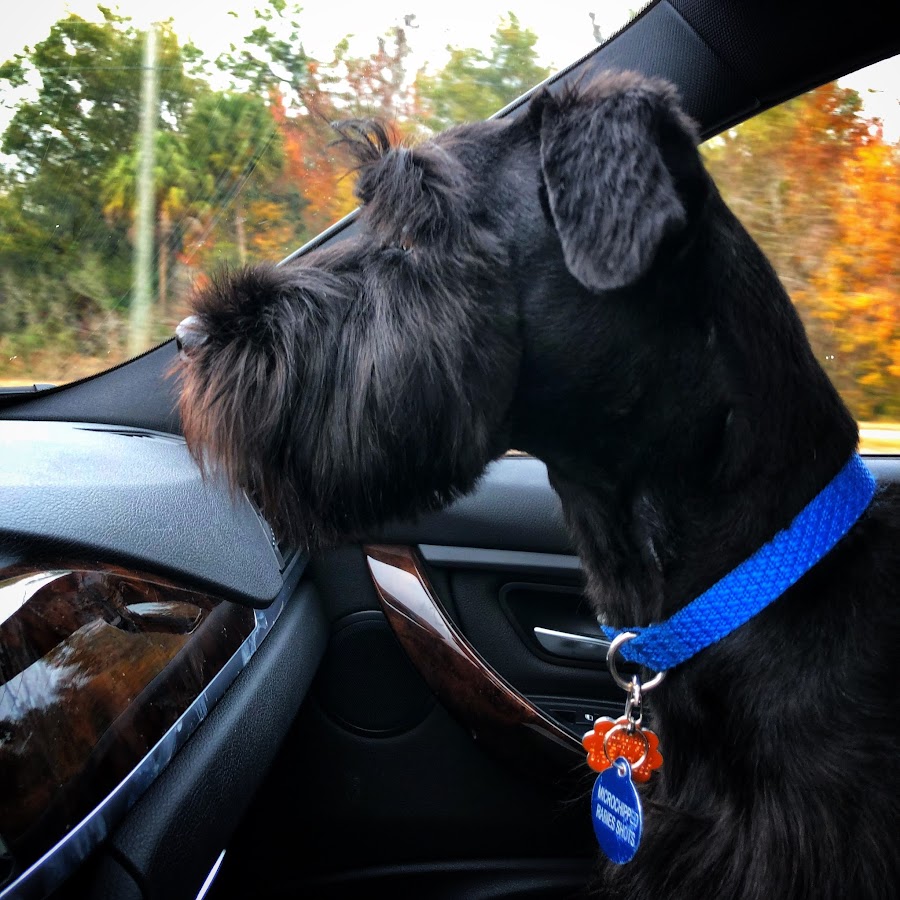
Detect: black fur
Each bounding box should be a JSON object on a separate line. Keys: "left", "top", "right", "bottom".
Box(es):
{"left": 175, "top": 70, "right": 900, "bottom": 899}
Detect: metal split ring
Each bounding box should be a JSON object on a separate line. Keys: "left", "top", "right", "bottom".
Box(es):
{"left": 606, "top": 631, "right": 667, "bottom": 692}
{"left": 602, "top": 721, "right": 650, "bottom": 772}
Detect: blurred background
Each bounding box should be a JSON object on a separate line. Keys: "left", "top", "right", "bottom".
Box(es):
{"left": 0, "top": 2, "right": 897, "bottom": 450}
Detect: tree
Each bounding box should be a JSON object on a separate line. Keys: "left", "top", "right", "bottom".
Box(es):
{"left": 802, "top": 138, "right": 900, "bottom": 419}
{"left": 213, "top": 4, "right": 417, "bottom": 240}
{"left": 0, "top": 11, "right": 201, "bottom": 374}
{"left": 0, "top": 12, "right": 196, "bottom": 254}
{"left": 702, "top": 82, "right": 870, "bottom": 291}
{"left": 267, "top": 90, "right": 357, "bottom": 238}
{"left": 102, "top": 131, "right": 199, "bottom": 315}
{"left": 335, "top": 21, "right": 417, "bottom": 120}
{"left": 181, "top": 90, "right": 284, "bottom": 267}
{"left": 213, "top": 0, "right": 324, "bottom": 110}
{"left": 415, "top": 14, "right": 550, "bottom": 132}
{"left": 701, "top": 81, "right": 895, "bottom": 423}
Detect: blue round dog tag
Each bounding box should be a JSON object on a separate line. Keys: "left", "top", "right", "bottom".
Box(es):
{"left": 591, "top": 758, "right": 643, "bottom": 864}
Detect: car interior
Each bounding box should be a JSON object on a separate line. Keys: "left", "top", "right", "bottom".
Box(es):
{"left": 1, "top": 1, "right": 898, "bottom": 898}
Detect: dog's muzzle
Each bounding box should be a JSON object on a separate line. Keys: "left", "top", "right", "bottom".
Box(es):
{"left": 175, "top": 316, "right": 208, "bottom": 359}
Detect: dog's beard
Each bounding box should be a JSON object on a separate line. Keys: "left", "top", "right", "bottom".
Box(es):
{"left": 175, "top": 252, "right": 520, "bottom": 550}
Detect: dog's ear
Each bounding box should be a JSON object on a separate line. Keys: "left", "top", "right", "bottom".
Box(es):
{"left": 537, "top": 72, "right": 703, "bottom": 292}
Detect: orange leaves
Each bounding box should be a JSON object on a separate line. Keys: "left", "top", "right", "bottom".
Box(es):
{"left": 829, "top": 142, "right": 900, "bottom": 287}
{"left": 781, "top": 82, "right": 870, "bottom": 182}
{"left": 245, "top": 199, "right": 300, "bottom": 260}
{"left": 805, "top": 135, "right": 900, "bottom": 416}
{"left": 268, "top": 89, "right": 358, "bottom": 235}
{"left": 704, "top": 78, "right": 900, "bottom": 422}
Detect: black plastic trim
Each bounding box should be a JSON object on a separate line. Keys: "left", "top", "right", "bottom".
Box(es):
{"left": 379, "top": 456, "right": 900, "bottom": 554}
{"left": 3, "top": 553, "right": 309, "bottom": 900}
{"left": 377, "top": 457, "right": 572, "bottom": 553}
{"left": 0, "top": 420, "right": 284, "bottom": 606}
{"left": 86, "top": 577, "right": 328, "bottom": 900}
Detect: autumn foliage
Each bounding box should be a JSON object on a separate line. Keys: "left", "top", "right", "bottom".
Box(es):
{"left": 0, "top": 5, "right": 897, "bottom": 433}
{"left": 0, "top": 5, "right": 550, "bottom": 388}
{"left": 702, "top": 82, "right": 899, "bottom": 422}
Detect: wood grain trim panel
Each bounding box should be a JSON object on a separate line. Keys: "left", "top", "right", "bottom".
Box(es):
{"left": 364, "top": 544, "right": 584, "bottom": 779}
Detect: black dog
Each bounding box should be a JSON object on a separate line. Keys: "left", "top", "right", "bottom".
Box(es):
{"left": 175, "top": 71, "right": 900, "bottom": 899}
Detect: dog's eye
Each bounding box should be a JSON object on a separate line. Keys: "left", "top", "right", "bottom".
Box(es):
{"left": 379, "top": 240, "right": 414, "bottom": 257}
{"left": 397, "top": 224, "right": 413, "bottom": 253}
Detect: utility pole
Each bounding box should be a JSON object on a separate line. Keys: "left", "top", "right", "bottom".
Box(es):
{"left": 128, "top": 24, "right": 158, "bottom": 357}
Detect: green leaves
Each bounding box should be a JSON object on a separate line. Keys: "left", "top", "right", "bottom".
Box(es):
{"left": 0, "top": 57, "right": 27, "bottom": 90}
{"left": 415, "top": 14, "right": 550, "bottom": 132}
{"left": 0, "top": 4, "right": 556, "bottom": 385}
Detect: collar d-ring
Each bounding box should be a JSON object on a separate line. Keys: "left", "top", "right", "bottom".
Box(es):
{"left": 606, "top": 631, "right": 667, "bottom": 692}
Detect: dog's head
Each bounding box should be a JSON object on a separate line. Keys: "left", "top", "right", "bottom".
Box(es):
{"left": 175, "top": 71, "right": 754, "bottom": 549}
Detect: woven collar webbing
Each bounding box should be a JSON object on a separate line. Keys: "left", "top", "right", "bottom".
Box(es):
{"left": 602, "top": 453, "right": 877, "bottom": 671}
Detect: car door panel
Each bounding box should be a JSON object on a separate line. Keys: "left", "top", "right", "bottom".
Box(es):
{"left": 209, "top": 454, "right": 900, "bottom": 899}
{"left": 368, "top": 544, "right": 622, "bottom": 732}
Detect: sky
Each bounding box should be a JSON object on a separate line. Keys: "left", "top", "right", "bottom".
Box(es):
{"left": 1, "top": 1, "right": 898, "bottom": 137}
{"left": 1, "top": 1, "right": 637, "bottom": 73}
{"left": 842, "top": 56, "right": 900, "bottom": 141}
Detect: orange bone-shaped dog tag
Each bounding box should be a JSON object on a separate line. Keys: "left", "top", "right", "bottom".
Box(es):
{"left": 582, "top": 716, "right": 663, "bottom": 783}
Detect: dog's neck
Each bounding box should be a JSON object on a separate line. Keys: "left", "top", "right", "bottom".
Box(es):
{"left": 531, "top": 196, "right": 859, "bottom": 630}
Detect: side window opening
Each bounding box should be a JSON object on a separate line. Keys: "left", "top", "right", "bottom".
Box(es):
{"left": 701, "top": 53, "right": 900, "bottom": 453}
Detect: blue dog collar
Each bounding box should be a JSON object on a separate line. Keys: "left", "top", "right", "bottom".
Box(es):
{"left": 602, "top": 453, "right": 877, "bottom": 672}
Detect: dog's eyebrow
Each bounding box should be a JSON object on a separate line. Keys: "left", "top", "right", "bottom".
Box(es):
{"left": 331, "top": 119, "right": 396, "bottom": 166}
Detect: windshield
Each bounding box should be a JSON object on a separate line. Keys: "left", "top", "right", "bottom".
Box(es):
{"left": 0, "top": 3, "right": 897, "bottom": 453}
{"left": 0, "top": 1, "right": 637, "bottom": 389}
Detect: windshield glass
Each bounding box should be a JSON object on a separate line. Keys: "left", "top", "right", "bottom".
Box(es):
{"left": 0, "top": 3, "right": 897, "bottom": 453}
{"left": 0, "top": 0, "right": 637, "bottom": 388}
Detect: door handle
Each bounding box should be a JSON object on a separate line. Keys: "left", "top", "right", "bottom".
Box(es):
{"left": 533, "top": 626, "right": 611, "bottom": 663}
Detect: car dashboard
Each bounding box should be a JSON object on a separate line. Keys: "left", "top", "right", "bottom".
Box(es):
{"left": 0, "top": 420, "right": 324, "bottom": 900}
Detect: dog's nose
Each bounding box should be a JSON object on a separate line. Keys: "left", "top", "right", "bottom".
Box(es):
{"left": 175, "top": 316, "right": 208, "bottom": 358}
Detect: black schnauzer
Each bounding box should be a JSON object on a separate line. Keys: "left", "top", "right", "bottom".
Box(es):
{"left": 175, "top": 71, "right": 900, "bottom": 899}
